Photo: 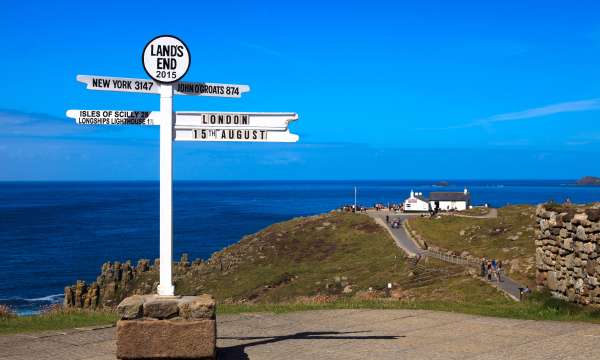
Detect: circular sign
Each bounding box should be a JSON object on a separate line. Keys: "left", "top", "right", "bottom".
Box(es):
{"left": 142, "top": 35, "right": 190, "bottom": 84}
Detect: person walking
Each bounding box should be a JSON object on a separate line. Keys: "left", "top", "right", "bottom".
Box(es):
{"left": 487, "top": 261, "right": 492, "bottom": 281}
{"left": 497, "top": 260, "right": 503, "bottom": 282}
{"left": 491, "top": 259, "right": 498, "bottom": 282}
{"left": 480, "top": 258, "right": 487, "bottom": 277}
{"left": 386, "top": 215, "right": 389, "bottom": 224}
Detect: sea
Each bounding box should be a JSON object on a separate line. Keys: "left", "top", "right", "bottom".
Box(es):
{"left": 1, "top": 180, "right": 600, "bottom": 315}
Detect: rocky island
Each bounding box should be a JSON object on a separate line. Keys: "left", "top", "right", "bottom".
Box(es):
{"left": 576, "top": 176, "right": 600, "bottom": 186}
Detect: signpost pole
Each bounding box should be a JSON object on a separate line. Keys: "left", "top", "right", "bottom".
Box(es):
{"left": 158, "top": 84, "right": 175, "bottom": 296}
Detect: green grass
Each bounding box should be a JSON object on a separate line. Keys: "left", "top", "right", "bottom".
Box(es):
{"left": 218, "top": 290, "right": 600, "bottom": 323}
{"left": 3, "top": 290, "right": 598, "bottom": 336}
{"left": 0, "top": 309, "right": 118, "bottom": 335}
{"left": 459, "top": 207, "right": 491, "bottom": 216}
{"left": 408, "top": 205, "right": 537, "bottom": 285}
{"left": 174, "top": 213, "right": 413, "bottom": 302}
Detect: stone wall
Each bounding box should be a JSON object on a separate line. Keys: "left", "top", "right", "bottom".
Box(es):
{"left": 535, "top": 204, "right": 600, "bottom": 304}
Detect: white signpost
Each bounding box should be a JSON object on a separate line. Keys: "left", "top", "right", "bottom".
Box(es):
{"left": 66, "top": 110, "right": 161, "bottom": 125}
{"left": 68, "top": 35, "right": 299, "bottom": 297}
{"left": 174, "top": 112, "right": 297, "bottom": 129}
{"left": 77, "top": 75, "right": 250, "bottom": 98}
{"left": 175, "top": 128, "right": 300, "bottom": 142}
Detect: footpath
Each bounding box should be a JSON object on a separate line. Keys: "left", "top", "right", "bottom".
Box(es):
{"left": 367, "top": 211, "right": 524, "bottom": 301}
{"left": 2, "top": 309, "right": 599, "bottom": 360}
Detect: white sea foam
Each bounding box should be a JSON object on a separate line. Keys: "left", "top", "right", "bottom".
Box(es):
{"left": 26, "top": 293, "right": 63, "bottom": 303}
{"left": 0, "top": 293, "right": 63, "bottom": 303}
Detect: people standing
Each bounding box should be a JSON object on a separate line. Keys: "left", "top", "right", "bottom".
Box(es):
{"left": 487, "top": 261, "right": 492, "bottom": 281}
{"left": 480, "top": 258, "right": 487, "bottom": 277}
{"left": 491, "top": 259, "right": 498, "bottom": 282}
{"left": 497, "top": 260, "right": 503, "bottom": 282}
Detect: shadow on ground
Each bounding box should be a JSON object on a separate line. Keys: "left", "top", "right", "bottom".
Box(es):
{"left": 217, "top": 330, "right": 403, "bottom": 359}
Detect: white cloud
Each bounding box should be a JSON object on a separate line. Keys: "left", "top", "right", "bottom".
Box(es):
{"left": 422, "top": 98, "right": 600, "bottom": 130}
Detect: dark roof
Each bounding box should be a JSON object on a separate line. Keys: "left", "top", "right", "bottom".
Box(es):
{"left": 429, "top": 192, "right": 470, "bottom": 202}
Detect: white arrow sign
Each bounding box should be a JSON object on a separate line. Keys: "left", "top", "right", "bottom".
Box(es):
{"left": 175, "top": 128, "right": 299, "bottom": 142}
{"left": 66, "top": 109, "right": 161, "bottom": 125}
{"left": 67, "top": 110, "right": 297, "bottom": 129}
{"left": 174, "top": 82, "right": 250, "bottom": 98}
{"left": 175, "top": 112, "right": 297, "bottom": 130}
{"left": 77, "top": 75, "right": 250, "bottom": 98}
{"left": 77, "top": 75, "right": 159, "bottom": 94}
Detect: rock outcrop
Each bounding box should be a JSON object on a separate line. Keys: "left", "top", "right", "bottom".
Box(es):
{"left": 65, "top": 258, "right": 167, "bottom": 308}
{"left": 535, "top": 203, "right": 600, "bottom": 304}
{"left": 64, "top": 247, "right": 262, "bottom": 308}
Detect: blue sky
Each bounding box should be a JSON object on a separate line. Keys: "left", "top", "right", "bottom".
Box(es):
{"left": 1, "top": 0, "right": 600, "bottom": 180}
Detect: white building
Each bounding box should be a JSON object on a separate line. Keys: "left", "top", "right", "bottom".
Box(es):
{"left": 403, "top": 190, "right": 430, "bottom": 212}
{"left": 429, "top": 188, "right": 471, "bottom": 211}
{"left": 402, "top": 188, "right": 471, "bottom": 212}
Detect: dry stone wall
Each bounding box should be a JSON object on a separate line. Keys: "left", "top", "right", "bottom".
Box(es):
{"left": 535, "top": 204, "right": 600, "bottom": 304}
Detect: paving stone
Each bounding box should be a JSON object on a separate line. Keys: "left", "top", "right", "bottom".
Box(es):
{"left": 2, "top": 309, "right": 600, "bottom": 360}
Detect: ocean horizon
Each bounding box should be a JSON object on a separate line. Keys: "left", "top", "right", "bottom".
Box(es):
{"left": 2, "top": 179, "right": 599, "bottom": 315}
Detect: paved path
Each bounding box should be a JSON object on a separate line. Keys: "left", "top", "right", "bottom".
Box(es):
{"left": 2, "top": 309, "right": 599, "bottom": 359}
{"left": 483, "top": 272, "right": 523, "bottom": 301}
{"left": 368, "top": 211, "right": 525, "bottom": 301}
{"left": 368, "top": 212, "right": 426, "bottom": 257}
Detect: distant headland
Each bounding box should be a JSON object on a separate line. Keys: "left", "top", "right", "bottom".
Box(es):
{"left": 576, "top": 176, "right": 600, "bottom": 186}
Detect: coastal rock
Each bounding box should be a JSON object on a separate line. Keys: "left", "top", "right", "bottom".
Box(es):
{"left": 64, "top": 286, "right": 74, "bottom": 307}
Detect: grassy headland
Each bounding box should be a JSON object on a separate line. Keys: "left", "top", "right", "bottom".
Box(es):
{"left": 8, "top": 209, "right": 600, "bottom": 335}
{"left": 173, "top": 213, "right": 490, "bottom": 303}
{"left": 407, "top": 205, "right": 537, "bottom": 286}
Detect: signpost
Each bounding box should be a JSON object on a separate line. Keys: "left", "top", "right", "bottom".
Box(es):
{"left": 174, "top": 81, "right": 250, "bottom": 98}
{"left": 175, "top": 128, "right": 300, "bottom": 142}
{"left": 77, "top": 75, "right": 250, "bottom": 98}
{"left": 68, "top": 35, "right": 299, "bottom": 297}
{"left": 174, "top": 112, "right": 297, "bottom": 129}
{"left": 66, "top": 110, "right": 161, "bottom": 125}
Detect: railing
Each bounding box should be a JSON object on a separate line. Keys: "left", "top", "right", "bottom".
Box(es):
{"left": 423, "top": 249, "right": 480, "bottom": 267}
{"left": 394, "top": 259, "right": 465, "bottom": 289}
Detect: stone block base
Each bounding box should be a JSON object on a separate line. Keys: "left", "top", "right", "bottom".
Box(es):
{"left": 116, "top": 319, "right": 216, "bottom": 359}
{"left": 115, "top": 294, "right": 216, "bottom": 359}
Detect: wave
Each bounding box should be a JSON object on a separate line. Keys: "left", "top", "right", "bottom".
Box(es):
{"left": 0, "top": 293, "right": 63, "bottom": 304}
{"left": 25, "top": 293, "right": 64, "bottom": 303}
{"left": 0, "top": 293, "right": 64, "bottom": 316}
